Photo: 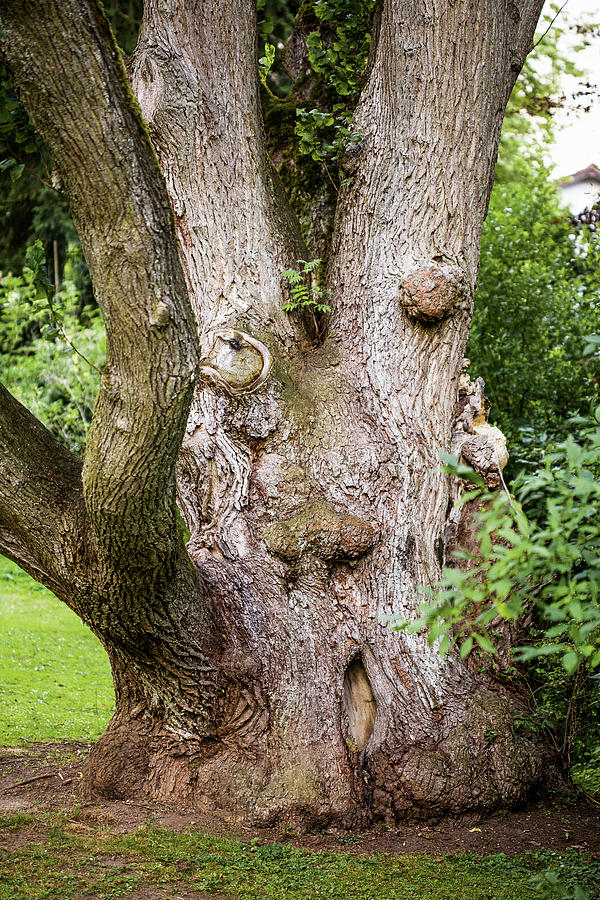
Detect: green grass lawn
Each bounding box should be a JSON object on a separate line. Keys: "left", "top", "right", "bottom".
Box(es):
{"left": 0, "top": 555, "right": 114, "bottom": 744}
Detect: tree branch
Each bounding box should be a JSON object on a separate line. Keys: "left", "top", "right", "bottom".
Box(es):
{"left": 520, "top": 0, "right": 554, "bottom": 54}
{"left": 0, "top": 383, "right": 92, "bottom": 607}
{"left": 314, "top": 0, "right": 546, "bottom": 498}
{"left": 328, "top": 0, "right": 545, "bottom": 357}
{"left": 130, "top": 0, "right": 304, "bottom": 339}
{"left": 0, "top": 1, "right": 199, "bottom": 579}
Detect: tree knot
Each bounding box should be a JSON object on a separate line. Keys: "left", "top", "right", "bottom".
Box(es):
{"left": 399, "top": 262, "right": 469, "bottom": 322}
{"left": 262, "top": 499, "right": 376, "bottom": 562}
{"left": 200, "top": 329, "right": 272, "bottom": 395}
{"left": 150, "top": 300, "right": 172, "bottom": 328}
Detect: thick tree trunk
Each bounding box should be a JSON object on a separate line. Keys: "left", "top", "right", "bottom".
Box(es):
{"left": 0, "top": 0, "right": 551, "bottom": 828}
{"left": 87, "top": 363, "right": 550, "bottom": 827}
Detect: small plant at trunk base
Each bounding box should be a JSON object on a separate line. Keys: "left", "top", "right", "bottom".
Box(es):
{"left": 281, "top": 258, "right": 330, "bottom": 312}
{"left": 530, "top": 869, "right": 590, "bottom": 900}
{"left": 282, "top": 258, "right": 331, "bottom": 338}
{"left": 391, "top": 410, "right": 600, "bottom": 795}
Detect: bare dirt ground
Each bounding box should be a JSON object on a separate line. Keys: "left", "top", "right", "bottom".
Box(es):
{"left": 0, "top": 742, "right": 598, "bottom": 858}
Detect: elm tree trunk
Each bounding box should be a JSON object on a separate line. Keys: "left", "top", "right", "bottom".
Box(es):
{"left": 0, "top": 0, "right": 550, "bottom": 827}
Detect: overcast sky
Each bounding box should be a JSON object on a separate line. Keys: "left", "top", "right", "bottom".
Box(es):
{"left": 543, "top": 0, "right": 600, "bottom": 176}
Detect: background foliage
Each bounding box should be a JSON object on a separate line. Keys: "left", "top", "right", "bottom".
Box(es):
{"left": 0, "top": 245, "right": 103, "bottom": 453}
{"left": 468, "top": 163, "right": 600, "bottom": 478}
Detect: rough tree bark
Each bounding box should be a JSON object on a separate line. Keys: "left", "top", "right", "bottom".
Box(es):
{"left": 0, "top": 0, "right": 550, "bottom": 827}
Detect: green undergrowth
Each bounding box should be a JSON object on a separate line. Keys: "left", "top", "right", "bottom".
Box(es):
{"left": 0, "top": 556, "right": 113, "bottom": 744}
{"left": 0, "top": 815, "right": 597, "bottom": 900}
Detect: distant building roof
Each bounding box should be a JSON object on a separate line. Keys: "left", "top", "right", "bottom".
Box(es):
{"left": 559, "top": 163, "right": 600, "bottom": 185}
{"left": 558, "top": 163, "right": 600, "bottom": 215}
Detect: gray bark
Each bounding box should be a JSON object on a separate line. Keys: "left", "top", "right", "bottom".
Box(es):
{"left": 0, "top": 0, "right": 551, "bottom": 827}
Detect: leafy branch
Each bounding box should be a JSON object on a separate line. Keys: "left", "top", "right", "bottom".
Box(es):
{"left": 293, "top": 0, "right": 375, "bottom": 184}
{"left": 391, "top": 409, "right": 600, "bottom": 674}
{"left": 259, "top": 42, "right": 276, "bottom": 86}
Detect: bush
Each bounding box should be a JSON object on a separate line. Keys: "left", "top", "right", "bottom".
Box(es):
{"left": 392, "top": 410, "right": 600, "bottom": 787}
{"left": 0, "top": 244, "right": 104, "bottom": 452}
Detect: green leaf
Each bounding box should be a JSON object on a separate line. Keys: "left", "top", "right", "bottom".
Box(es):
{"left": 459, "top": 636, "right": 474, "bottom": 659}
{"left": 438, "top": 634, "right": 450, "bottom": 656}
{"left": 41, "top": 325, "right": 59, "bottom": 341}
{"left": 455, "top": 488, "right": 483, "bottom": 507}
{"left": 474, "top": 632, "right": 496, "bottom": 654}
{"left": 9, "top": 162, "right": 24, "bottom": 182}
{"left": 490, "top": 579, "right": 513, "bottom": 601}
{"left": 561, "top": 650, "right": 579, "bottom": 674}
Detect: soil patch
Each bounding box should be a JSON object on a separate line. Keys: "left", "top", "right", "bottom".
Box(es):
{"left": 1, "top": 742, "right": 598, "bottom": 857}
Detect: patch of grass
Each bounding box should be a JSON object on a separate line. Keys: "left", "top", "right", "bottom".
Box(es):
{"left": 0, "top": 812, "right": 35, "bottom": 831}
{"left": 0, "top": 818, "right": 597, "bottom": 899}
{"left": 0, "top": 562, "right": 597, "bottom": 899}
{"left": 0, "top": 556, "right": 114, "bottom": 744}
{"left": 0, "top": 817, "right": 581, "bottom": 900}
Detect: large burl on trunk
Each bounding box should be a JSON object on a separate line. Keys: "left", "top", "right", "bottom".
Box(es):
{"left": 0, "top": 0, "right": 550, "bottom": 827}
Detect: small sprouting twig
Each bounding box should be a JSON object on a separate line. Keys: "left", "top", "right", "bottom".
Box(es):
{"left": 46, "top": 290, "right": 101, "bottom": 374}
{"left": 323, "top": 161, "right": 339, "bottom": 193}
{"left": 497, "top": 462, "right": 518, "bottom": 513}
{"left": 56, "top": 322, "right": 101, "bottom": 374}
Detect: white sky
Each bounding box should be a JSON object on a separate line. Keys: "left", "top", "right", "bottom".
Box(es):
{"left": 543, "top": 0, "right": 600, "bottom": 176}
